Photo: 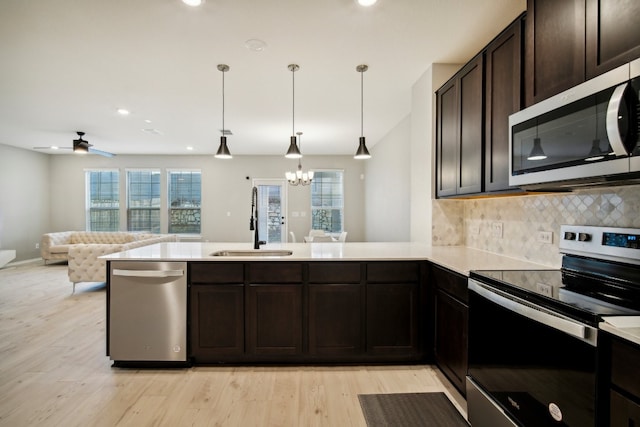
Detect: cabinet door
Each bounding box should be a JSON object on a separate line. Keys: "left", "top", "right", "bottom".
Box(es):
{"left": 485, "top": 18, "right": 522, "bottom": 192}
{"left": 190, "top": 284, "right": 244, "bottom": 361}
{"left": 586, "top": 0, "right": 640, "bottom": 79}
{"left": 308, "top": 284, "right": 364, "bottom": 356}
{"left": 457, "top": 55, "right": 484, "bottom": 195}
{"left": 246, "top": 284, "right": 302, "bottom": 356}
{"left": 436, "top": 79, "right": 459, "bottom": 197}
{"left": 366, "top": 282, "right": 419, "bottom": 356}
{"left": 434, "top": 288, "right": 468, "bottom": 396}
{"left": 524, "top": 0, "right": 586, "bottom": 106}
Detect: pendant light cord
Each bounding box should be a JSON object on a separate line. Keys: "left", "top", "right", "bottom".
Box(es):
{"left": 222, "top": 69, "right": 225, "bottom": 133}
{"left": 292, "top": 68, "right": 295, "bottom": 136}
{"left": 360, "top": 69, "right": 364, "bottom": 138}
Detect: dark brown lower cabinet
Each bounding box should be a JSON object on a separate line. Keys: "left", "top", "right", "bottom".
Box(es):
{"left": 308, "top": 283, "right": 364, "bottom": 357}
{"left": 366, "top": 282, "right": 419, "bottom": 356}
{"left": 190, "top": 284, "right": 245, "bottom": 361}
{"left": 609, "top": 336, "right": 640, "bottom": 426}
{"left": 246, "top": 284, "right": 303, "bottom": 356}
{"left": 189, "top": 261, "right": 426, "bottom": 363}
{"left": 434, "top": 288, "right": 468, "bottom": 395}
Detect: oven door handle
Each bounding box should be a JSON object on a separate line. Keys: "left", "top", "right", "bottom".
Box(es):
{"left": 469, "top": 280, "right": 596, "bottom": 345}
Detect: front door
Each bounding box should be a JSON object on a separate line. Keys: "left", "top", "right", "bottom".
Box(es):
{"left": 253, "top": 179, "right": 287, "bottom": 244}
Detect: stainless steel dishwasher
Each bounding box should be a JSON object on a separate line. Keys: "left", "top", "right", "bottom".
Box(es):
{"left": 108, "top": 261, "right": 188, "bottom": 365}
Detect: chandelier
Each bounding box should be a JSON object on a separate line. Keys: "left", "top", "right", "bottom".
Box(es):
{"left": 286, "top": 132, "right": 314, "bottom": 186}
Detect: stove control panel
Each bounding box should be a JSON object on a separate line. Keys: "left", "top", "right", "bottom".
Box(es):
{"left": 560, "top": 225, "right": 640, "bottom": 265}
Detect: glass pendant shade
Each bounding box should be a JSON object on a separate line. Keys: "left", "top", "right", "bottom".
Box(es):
{"left": 354, "top": 136, "right": 371, "bottom": 159}
{"left": 285, "top": 135, "right": 302, "bottom": 159}
{"left": 215, "top": 136, "right": 232, "bottom": 159}
{"left": 527, "top": 137, "right": 547, "bottom": 161}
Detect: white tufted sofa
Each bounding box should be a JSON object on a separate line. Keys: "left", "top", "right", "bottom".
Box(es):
{"left": 41, "top": 231, "right": 178, "bottom": 290}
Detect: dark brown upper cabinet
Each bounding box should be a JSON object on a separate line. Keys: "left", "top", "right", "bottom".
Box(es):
{"left": 585, "top": 0, "right": 640, "bottom": 79}
{"left": 525, "top": 0, "right": 640, "bottom": 106}
{"left": 485, "top": 19, "right": 522, "bottom": 192}
{"left": 524, "top": 0, "right": 586, "bottom": 107}
{"left": 436, "top": 54, "right": 484, "bottom": 197}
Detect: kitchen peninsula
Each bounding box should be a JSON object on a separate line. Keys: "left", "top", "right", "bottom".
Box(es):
{"left": 104, "top": 242, "right": 548, "bottom": 366}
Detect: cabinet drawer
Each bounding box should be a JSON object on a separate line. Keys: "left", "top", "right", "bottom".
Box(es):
{"left": 367, "top": 262, "right": 420, "bottom": 283}
{"left": 610, "top": 389, "right": 640, "bottom": 427}
{"left": 611, "top": 338, "right": 640, "bottom": 397}
{"left": 189, "top": 262, "right": 244, "bottom": 284}
{"left": 432, "top": 265, "right": 468, "bottom": 303}
{"left": 248, "top": 262, "right": 303, "bottom": 283}
{"left": 308, "top": 262, "right": 361, "bottom": 283}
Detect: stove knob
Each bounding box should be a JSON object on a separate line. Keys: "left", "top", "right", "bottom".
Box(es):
{"left": 578, "top": 233, "right": 591, "bottom": 242}
{"left": 563, "top": 232, "right": 576, "bottom": 240}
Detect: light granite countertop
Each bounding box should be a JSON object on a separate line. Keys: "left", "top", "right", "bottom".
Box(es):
{"left": 102, "top": 241, "right": 553, "bottom": 276}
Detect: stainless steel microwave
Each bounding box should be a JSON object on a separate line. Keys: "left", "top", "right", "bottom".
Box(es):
{"left": 509, "top": 59, "right": 640, "bottom": 190}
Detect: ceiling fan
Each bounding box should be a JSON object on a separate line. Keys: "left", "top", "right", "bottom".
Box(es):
{"left": 34, "top": 132, "right": 116, "bottom": 157}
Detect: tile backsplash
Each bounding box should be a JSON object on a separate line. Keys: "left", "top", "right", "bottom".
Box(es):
{"left": 432, "top": 185, "right": 640, "bottom": 268}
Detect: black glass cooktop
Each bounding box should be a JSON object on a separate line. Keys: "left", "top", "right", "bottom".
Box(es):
{"left": 470, "top": 268, "right": 640, "bottom": 326}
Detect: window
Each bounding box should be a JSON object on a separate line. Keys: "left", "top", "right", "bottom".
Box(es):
{"left": 86, "top": 170, "right": 120, "bottom": 231}
{"left": 127, "top": 170, "right": 160, "bottom": 233}
{"left": 168, "top": 170, "right": 201, "bottom": 234}
{"left": 310, "top": 170, "right": 344, "bottom": 233}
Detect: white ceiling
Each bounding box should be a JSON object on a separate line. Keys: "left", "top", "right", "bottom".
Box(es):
{"left": 0, "top": 0, "right": 525, "bottom": 157}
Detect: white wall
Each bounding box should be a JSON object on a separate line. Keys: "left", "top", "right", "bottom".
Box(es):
{"left": 409, "top": 64, "right": 461, "bottom": 243}
{"left": 364, "top": 116, "right": 411, "bottom": 242}
{"left": 48, "top": 154, "right": 366, "bottom": 243}
{"left": 0, "top": 144, "right": 51, "bottom": 261}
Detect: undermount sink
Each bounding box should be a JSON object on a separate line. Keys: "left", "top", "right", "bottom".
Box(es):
{"left": 211, "top": 250, "right": 293, "bottom": 257}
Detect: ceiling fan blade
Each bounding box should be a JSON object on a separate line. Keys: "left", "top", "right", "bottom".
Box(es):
{"left": 33, "top": 146, "right": 72, "bottom": 150}
{"left": 88, "top": 147, "right": 116, "bottom": 157}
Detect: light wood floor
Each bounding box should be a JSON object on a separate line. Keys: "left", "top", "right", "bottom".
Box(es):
{"left": 0, "top": 261, "right": 466, "bottom": 426}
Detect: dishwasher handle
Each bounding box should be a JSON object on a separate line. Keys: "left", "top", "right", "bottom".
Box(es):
{"left": 468, "top": 278, "right": 597, "bottom": 346}
{"left": 112, "top": 268, "right": 184, "bottom": 278}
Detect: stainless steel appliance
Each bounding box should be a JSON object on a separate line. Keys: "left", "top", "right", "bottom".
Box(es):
{"left": 108, "top": 261, "right": 188, "bottom": 366}
{"left": 467, "top": 225, "right": 640, "bottom": 427}
{"left": 509, "top": 59, "right": 640, "bottom": 190}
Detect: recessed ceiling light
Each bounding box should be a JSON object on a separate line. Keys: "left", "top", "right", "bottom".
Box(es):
{"left": 51, "top": 146, "right": 59, "bottom": 150}
{"left": 245, "top": 39, "right": 267, "bottom": 52}
{"left": 357, "top": 0, "right": 378, "bottom": 6}
{"left": 142, "top": 128, "right": 163, "bottom": 135}
{"left": 186, "top": 146, "right": 194, "bottom": 151}
{"left": 144, "top": 119, "right": 152, "bottom": 123}
{"left": 117, "top": 108, "right": 130, "bottom": 115}
{"left": 182, "top": 0, "right": 203, "bottom": 6}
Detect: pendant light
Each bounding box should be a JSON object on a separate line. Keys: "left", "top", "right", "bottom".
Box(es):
{"left": 285, "top": 64, "right": 302, "bottom": 159}
{"left": 354, "top": 64, "right": 371, "bottom": 159}
{"left": 527, "top": 120, "right": 546, "bottom": 161}
{"left": 286, "top": 132, "right": 314, "bottom": 186}
{"left": 215, "top": 64, "right": 232, "bottom": 159}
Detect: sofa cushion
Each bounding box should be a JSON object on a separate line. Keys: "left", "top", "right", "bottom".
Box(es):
{"left": 70, "top": 232, "right": 135, "bottom": 244}
{"left": 49, "top": 244, "right": 72, "bottom": 254}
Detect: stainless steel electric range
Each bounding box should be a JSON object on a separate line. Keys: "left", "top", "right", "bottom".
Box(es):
{"left": 467, "top": 225, "right": 640, "bottom": 427}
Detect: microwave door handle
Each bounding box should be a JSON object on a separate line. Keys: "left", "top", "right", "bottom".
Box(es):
{"left": 606, "top": 82, "right": 630, "bottom": 156}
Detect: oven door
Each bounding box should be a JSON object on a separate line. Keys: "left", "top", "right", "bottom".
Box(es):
{"left": 467, "top": 279, "right": 599, "bottom": 427}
